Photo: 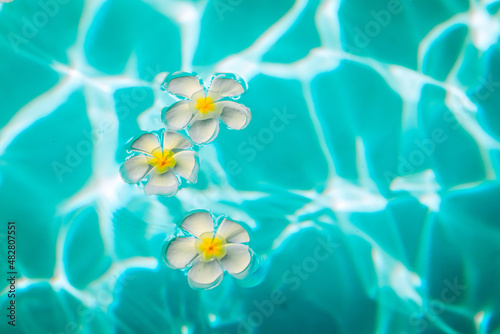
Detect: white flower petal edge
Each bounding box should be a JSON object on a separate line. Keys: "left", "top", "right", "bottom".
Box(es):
{"left": 208, "top": 76, "right": 245, "bottom": 101}
{"left": 188, "top": 117, "right": 220, "bottom": 144}
{"left": 215, "top": 100, "right": 251, "bottom": 130}
{"left": 162, "top": 131, "right": 191, "bottom": 151}
{"left": 164, "top": 237, "right": 199, "bottom": 269}
{"left": 130, "top": 133, "right": 161, "bottom": 154}
{"left": 162, "top": 101, "right": 195, "bottom": 131}
{"left": 144, "top": 170, "right": 179, "bottom": 196}
{"left": 217, "top": 218, "right": 250, "bottom": 243}
{"left": 166, "top": 75, "right": 204, "bottom": 99}
{"left": 173, "top": 151, "right": 199, "bottom": 183}
{"left": 180, "top": 211, "right": 214, "bottom": 237}
{"left": 188, "top": 259, "right": 224, "bottom": 289}
{"left": 220, "top": 244, "right": 252, "bottom": 275}
{"left": 120, "top": 155, "right": 153, "bottom": 184}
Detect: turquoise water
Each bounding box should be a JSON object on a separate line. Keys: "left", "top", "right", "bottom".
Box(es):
{"left": 1, "top": 0, "right": 500, "bottom": 333}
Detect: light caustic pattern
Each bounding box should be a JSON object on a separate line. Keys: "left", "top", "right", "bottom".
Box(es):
{"left": 0, "top": 0, "right": 500, "bottom": 333}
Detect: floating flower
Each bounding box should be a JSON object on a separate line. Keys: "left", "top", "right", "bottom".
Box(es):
{"left": 120, "top": 130, "right": 199, "bottom": 196}
{"left": 161, "top": 72, "right": 251, "bottom": 144}
{"left": 163, "top": 211, "right": 253, "bottom": 289}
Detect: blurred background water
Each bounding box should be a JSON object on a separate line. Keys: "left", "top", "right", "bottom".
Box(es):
{"left": 1, "top": 0, "right": 500, "bottom": 333}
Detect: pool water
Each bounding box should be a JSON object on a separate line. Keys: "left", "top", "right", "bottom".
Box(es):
{"left": 1, "top": 0, "right": 500, "bottom": 333}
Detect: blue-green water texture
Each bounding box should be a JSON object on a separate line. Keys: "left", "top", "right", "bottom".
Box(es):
{"left": 1, "top": 0, "right": 500, "bottom": 333}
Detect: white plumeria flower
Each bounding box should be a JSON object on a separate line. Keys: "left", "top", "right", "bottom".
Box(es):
{"left": 161, "top": 72, "right": 251, "bottom": 144}
{"left": 120, "top": 130, "right": 199, "bottom": 196}
{"left": 163, "top": 211, "right": 253, "bottom": 289}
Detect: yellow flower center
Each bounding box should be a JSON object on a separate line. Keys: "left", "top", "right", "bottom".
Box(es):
{"left": 196, "top": 232, "right": 226, "bottom": 262}
{"left": 147, "top": 148, "right": 175, "bottom": 174}
{"left": 195, "top": 96, "right": 215, "bottom": 114}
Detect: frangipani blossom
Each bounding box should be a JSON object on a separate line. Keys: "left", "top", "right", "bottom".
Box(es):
{"left": 163, "top": 211, "right": 253, "bottom": 289}
{"left": 162, "top": 72, "right": 251, "bottom": 144}
{"left": 120, "top": 130, "right": 199, "bottom": 196}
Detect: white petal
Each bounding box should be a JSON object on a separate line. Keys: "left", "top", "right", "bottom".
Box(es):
{"left": 162, "top": 101, "right": 194, "bottom": 130}
{"left": 180, "top": 211, "right": 214, "bottom": 237}
{"left": 130, "top": 133, "right": 161, "bottom": 154}
{"left": 162, "top": 131, "right": 191, "bottom": 151}
{"left": 208, "top": 75, "right": 245, "bottom": 101}
{"left": 120, "top": 155, "right": 153, "bottom": 184}
{"left": 191, "top": 89, "right": 206, "bottom": 101}
{"left": 144, "top": 170, "right": 179, "bottom": 196}
{"left": 188, "top": 117, "right": 220, "bottom": 144}
{"left": 165, "top": 75, "right": 204, "bottom": 99}
{"left": 220, "top": 244, "right": 252, "bottom": 275}
{"left": 188, "top": 259, "right": 223, "bottom": 289}
{"left": 173, "top": 151, "right": 199, "bottom": 183}
{"left": 216, "top": 218, "right": 250, "bottom": 243}
{"left": 164, "top": 237, "right": 198, "bottom": 269}
{"left": 215, "top": 101, "right": 251, "bottom": 130}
